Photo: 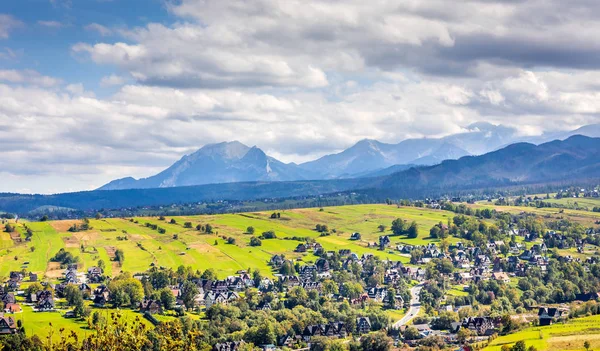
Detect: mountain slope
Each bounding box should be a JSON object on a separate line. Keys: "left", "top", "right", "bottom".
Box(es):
{"left": 299, "top": 122, "right": 518, "bottom": 177}
{"left": 2, "top": 136, "right": 600, "bottom": 214}
{"left": 374, "top": 135, "right": 600, "bottom": 195}
{"left": 99, "top": 141, "right": 314, "bottom": 190}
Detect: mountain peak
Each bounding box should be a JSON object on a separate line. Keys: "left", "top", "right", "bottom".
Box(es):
{"left": 190, "top": 141, "right": 250, "bottom": 160}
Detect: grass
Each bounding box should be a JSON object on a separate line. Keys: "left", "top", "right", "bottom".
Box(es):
{"left": 0, "top": 205, "right": 457, "bottom": 279}
{"left": 484, "top": 315, "right": 600, "bottom": 351}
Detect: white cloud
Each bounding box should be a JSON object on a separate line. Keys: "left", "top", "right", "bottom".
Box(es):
{"left": 100, "top": 74, "right": 126, "bottom": 86}
{"left": 0, "top": 69, "right": 61, "bottom": 87}
{"left": 85, "top": 23, "right": 113, "bottom": 36}
{"left": 0, "top": 14, "right": 23, "bottom": 39}
{"left": 4, "top": 0, "right": 600, "bottom": 193}
{"left": 38, "top": 20, "right": 64, "bottom": 28}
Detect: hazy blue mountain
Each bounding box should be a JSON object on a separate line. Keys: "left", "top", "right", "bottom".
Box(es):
{"left": 99, "top": 141, "right": 315, "bottom": 190}
{"left": 299, "top": 122, "right": 517, "bottom": 177}
{"left": 375, "top": 135, "right": 600, "bottom": 196}
{"left": 99, "top": 123, "right": 600, "bottom": 190}
{"left": 4, "top": 136, "right": 599, "bottom": 214}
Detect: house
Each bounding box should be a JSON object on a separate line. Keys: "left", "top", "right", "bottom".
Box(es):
{"left": 339, "top": 249, "right": 351, "bottom": 256}
{"left": 269, "top": 255, "right": 285, "bottom": 267}
{"left": 36, "top": 296, "right": 55, "bottom": 311}
{"left": 379, "top": 236, "right": 391, "bottom": 250}
{"left": 0, "top": 292, "right": 15, "bottom": 306}
{"left": 575, "top": 292, "right": 600, "bottom": 302}
{"left": 0, "top": 316, "right": 17, "bottom": 335}
{"left": 29, "top": 272, "right": 38, "bottom": 282}
{"left": 295, "top": 244, "right": 307, "bottom": 252}
{"left": 461, "top": 317, "right": 496, "bottom": 335}
{"left": 204, "top": 291, "right": 239, "bottom": 309}
{"left": 492, "top": 272, "right": 510, "bottom": 283}
{"left": 139, "top": 299, "right": 163, "bottom": 314}
{"left": 279, "top": 275, "right": 301, "bottom": 288}
{"left": 350, "top": 232, "right": 361, "bottom": 240}
{"left": 356, "top": 317, "right": 372, "bottom": 334}
{"left": 4, "top": 303, "right": 22, "bottom": 314}
{"left": 302, "top": 325, "right": 324, "bottom": 341}
{"left": 315, "top": 258, "right": 330, "bottom": 272}
{"left": 213, "top": 341, "right": 245, "bottom": 351}
{"left": 226, "top": 276, "right": 245, "bottom": 291}
{"left": 9, "top": 272, "right": 23, "bottom": 283}
{"left": 79, "top": 283, "right": 93, "bottom": 296}
{"left": 301, "top": 281, "right": 322, "bottom": 292}
{"left": 87, "top": 267, "right": 103, "bottom": 283}
{"left": 367, "top": 287, "right": 387, "bottom": 301}
{"left": 258, "top": 278, "right": 274, "bottom": 292}
{"left": 257, "top": 301, "right": 272, "bottom": 311}
{"left": 538, "top": 307, "right": 562, "bottom": 326}
{"left": 278, "top": 335, "right": 295, "bottom": 347}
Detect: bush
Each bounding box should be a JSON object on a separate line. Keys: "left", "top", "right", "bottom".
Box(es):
{"left": 261, "top": 230, "right": 277, "bottom": 239}
{"left": 250, "top": 237, "right": 262, "bottom": 246}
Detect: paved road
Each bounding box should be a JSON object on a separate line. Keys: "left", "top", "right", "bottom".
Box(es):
{"left": 393, "top": 283, "right": 423, "bottom": 327}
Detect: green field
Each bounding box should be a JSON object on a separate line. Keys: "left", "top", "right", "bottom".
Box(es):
{"left": 484, "top": 315, "right": 600, "bottom": 351}
{"left": 0, "top": 205, "right": 456, "bottom": 279}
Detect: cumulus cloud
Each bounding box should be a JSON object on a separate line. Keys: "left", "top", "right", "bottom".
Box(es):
{"left": 0, "top": 69, "right": 62, "bottom": 87}
{"left": 0, "top": 14, "right": 23, "bottom": 39}
{"left": 4, "top": 0, "right": 600, "bottom": 192}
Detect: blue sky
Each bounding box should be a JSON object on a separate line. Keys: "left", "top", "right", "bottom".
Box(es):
{"left": 1, "top": 0, "right": 167, "bottom": 96}
{"left": 1, "top": 0, "right": 600, "bottom": 194}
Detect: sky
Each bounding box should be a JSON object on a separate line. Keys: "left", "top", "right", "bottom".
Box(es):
{"left": 1, "top": 0, "right": 600, "bottom": 194}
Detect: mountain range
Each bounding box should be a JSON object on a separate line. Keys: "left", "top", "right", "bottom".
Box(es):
{"left": 3, "top": 135, "right": 600, "bottom": 214}
{"left": 96, "top": 122, "right": 599, "bottom": 190}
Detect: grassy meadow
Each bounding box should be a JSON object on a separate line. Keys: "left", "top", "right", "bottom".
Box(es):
{"left": 484, "top": 315, "right": 600, "bottom": 351}
{"left": 0, "top": 205, "right": 457, "bottom": 280}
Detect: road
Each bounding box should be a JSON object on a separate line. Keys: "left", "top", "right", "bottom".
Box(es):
{"left": 393, "top": 283, "right": 423, "bottom": 327}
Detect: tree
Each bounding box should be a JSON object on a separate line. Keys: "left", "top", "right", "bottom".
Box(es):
{"left": 511, "top": 341, "right": 527, "bottom": 351}
{"left": 179, "top": 281, "right": 199, "bottom": 309}
{"left": 386, "top": 288, "right": 396, "bottom": 309}
{"left": 404, "top": 326, "right": 420, "bottom": 340}
{"left": 205, "top": 224, "right": 213, "bottom": 234}
{"left": 378, "top": 225, "right": 386, "bottom": 232}
{"left": 170, "top": 219, "right": 176, "bottom": 224}
{"left": 391, "top": 218, "right": 405, "bottom": 235}
{"left": 261, "top": 230, "right": 277, "bottom": 239}
{"left": 64, "top": 285, "right": 83, "bottom": 306}
{"left": 457, "top": 327, "right": 472, "bottom": 344}
{"left": 584, "top": 341, "right": 590, "bottom": 351}
{"left": 98, "top": 259, "right": 106, "bottom": 272}
{"left": 246, "top": 226, "right": 255, "bottom": 234}
{"left": 184, "top": 222, "right": 192, "bottom": 228}
{"left": 159, "top": 288, "right": 175, "bottom": 310}
{"left": 279, "top": 260, "right": 295, "bottom": 275}
{"left": 360, "top": 332, "right": 392, "bottom": 351}
{"left": 40, "top": 215, "right": 48, "bottom": 221}
{"left": 249, "top": 237, "right": 262, "bottom": 246}
{"left": 26, "top": 282, "right": 43, "bottom": 297}
{"left": 407, "top": 221, "right": 418, "bottom": 238}
{"left": 114, "top": 249, "right": 125, "bottom": 264}
{"left": 108, "top": 274, "right": 144, "bottom": 307}
{"left": 201, "top": 269, "right": 217, "bottom": 280}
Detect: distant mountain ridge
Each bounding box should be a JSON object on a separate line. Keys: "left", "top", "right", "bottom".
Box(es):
{"left": 372, "top": 135, "right": 600, "bottom": 197}
{"left": 3, "top": 135, "right": 600, "bottom": 214}
{"left": 99, "top": 122, "right": 600, "bottom": 190}
{"left": 99, "top": 141, "right": 315, "bottom": 190}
